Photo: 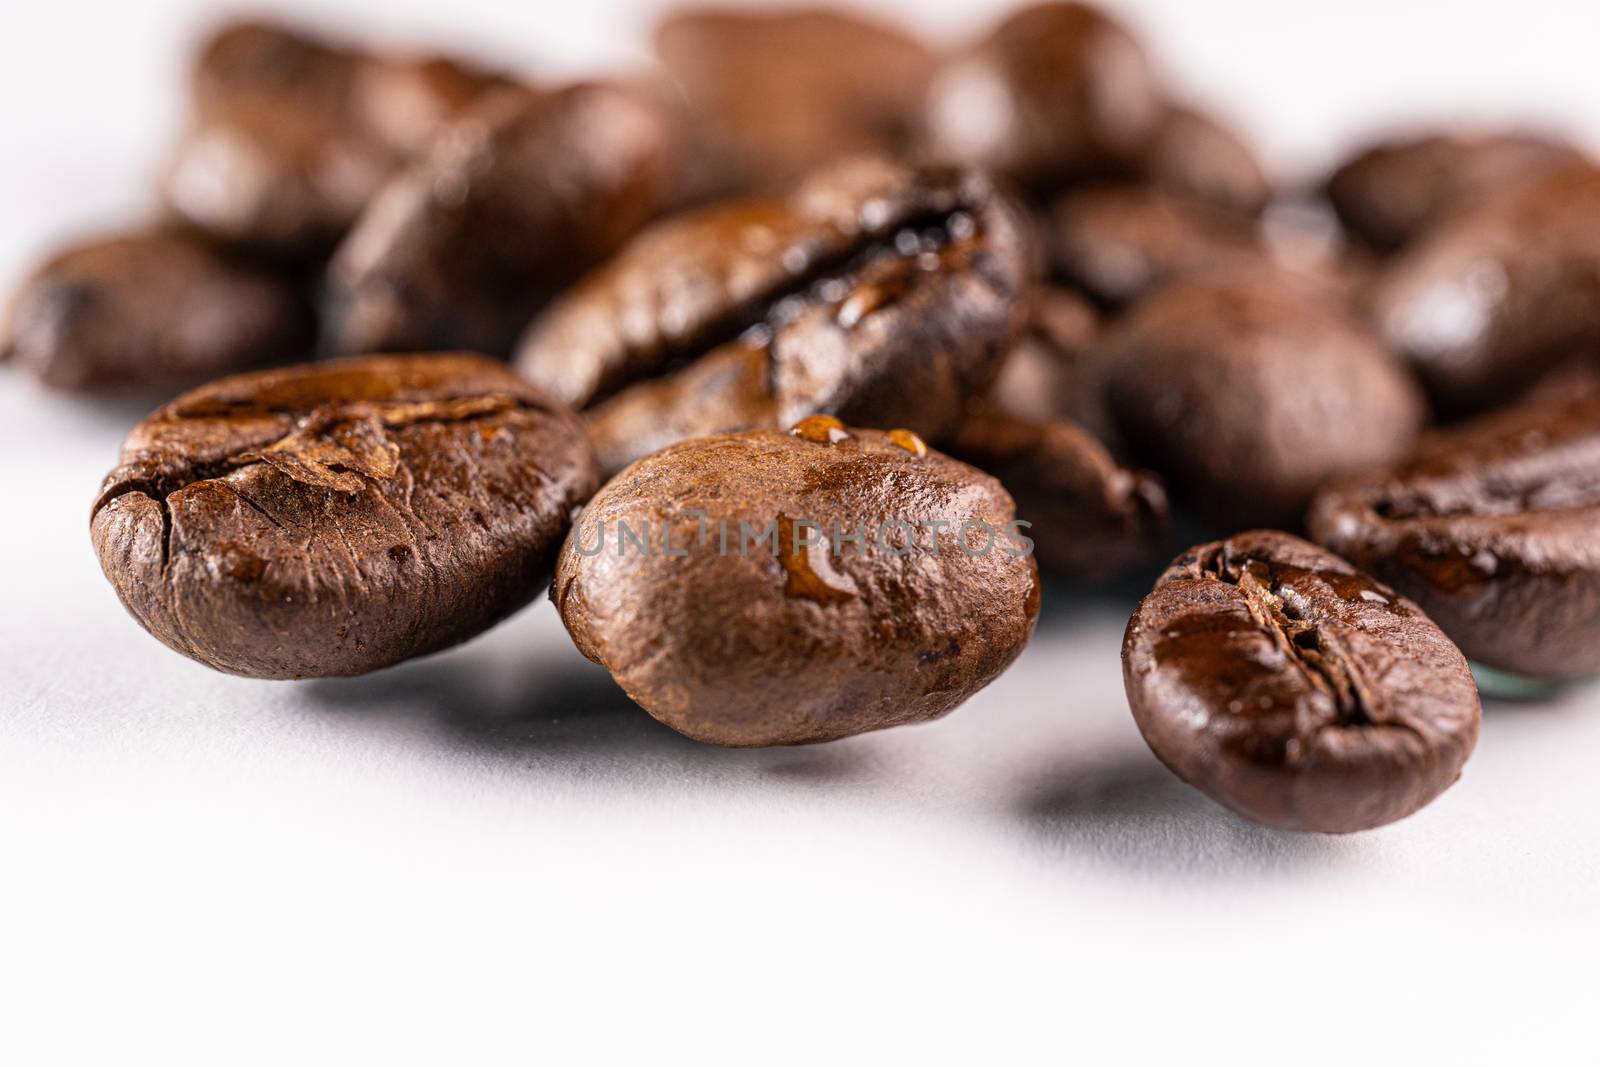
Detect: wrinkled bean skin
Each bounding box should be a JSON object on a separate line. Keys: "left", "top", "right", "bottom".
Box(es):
{"left": 554, "top": 424, "right": 1040, "bottom": 746}
{"left": 1, "top": 230, "right": 313, "bottom": 392}
{"left": 1370, "top": 163, "right": 1600, "bottom": 416}
{"left": 1123, "top": 531, "right": 1481, "bottom": 833}
{"left": 1309, "top": 389, "right": 1600, "bottom": 679}
{"left": 1052, "top": 184, "right": 1265, "bottom": 307}
{"left": 947, "top": 411, "right": 1169, "bottom": 580}
{"left": 1326, "top": 130, "right": 1585, "bottom": 252}
{"left": 1105, "top": 277, "right": 1424, "bottom": 527}
{"left": 162, "top": 19, "right": 505, "bottom": 257}
{"left": 518, "top": 156, "right": 1032, "bottom": 475}
{"left": 91, "top": 354, "right": 598, "bottom": 679}
{"left": 326, "top": 84, "right": 685, "bottom": 357}
{"left": 1141, "top": 104, "right": 1270, "bottom": 217}
{"left": 924, "top": 2, "right": 1162, "bottom": 192}
{"left": 655, "top": 8, "right": 935, "bottom": 192}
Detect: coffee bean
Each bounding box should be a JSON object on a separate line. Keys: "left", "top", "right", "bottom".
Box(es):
{"left": 1140, "top": 104, "right": 1270, "bottom": 217}
{"left": 1326, "top": 129, "right": 1585, "bottom": 252}
{"left": 946, "top": 410, "right": 1169, "bottom": 580}
{"left": 655, "top": 7, "right": 935, "bottom": 192}
{"left": 1309, "top": 386, "right": 1600, "bottom": 680}
{"left": 325, "top": 83, "right": 685, "bottom": 358}
{"left": 553, "top": 421, "right": 1039, "bottom": 746}
{"left": 162, "top": 19, "right": 506, "bottom": 258}
{"left": 1051, "top": 183, "right": 1267, "bottom": 307}
{"left": 517, "top": 156, "right": 1032, "bottom": 476}
{"left": 1123, "top": 530, "right": 1481, "bottom": 832}
{"left": 91, "top": 354, "right": 597, "bottom": 678}
{"left": 1370, "top": 162, "right": 1600, "bottom": 417}
{"left": 924, "top": 2, "right": 1162, "bottom": 193}
{"left": 1104, "top": 275, "right": 1424, "bottom": 526}
{"left": 1, "top": 229, "right": 312, "bottom": 393}
{"left": 986, "top": 287, "right": 1108, "bottom": 435}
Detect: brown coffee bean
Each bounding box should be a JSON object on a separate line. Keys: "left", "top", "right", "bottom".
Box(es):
{"left": 1105, "top": 276, "right": 1425, "bottom": 527}
{"left": 1309, "top": 387, "right": 1600, "bottom": 680}
{"left": 326, "top": 83, "right": 685, "bottom": 358}
{"left": 553, "top": 421, "right": 1039, "bottom": 746}
{"left": 655, "top": 7, "right": 935, "bottom": 192}
{"left": 1123, "top": 530, "right": 1481, "bottom": 833}
{"left": 517, "top": 156, "right": 1032, "bottom": 475}
{"left": 924, "top": 2, "right": 1162, "bottom": 192}
{"left": 1, "top": 229, "right": 312, "bottom": 393}
{"left": 1051, "top": 184, "right": 1266, "bottom": 307}
{"left": 1141, "top": 104, "right": 1270, "bottom": 216}
{"left": 91, "top": 354, "right": 597, "bottom": 678}
{"left": 162, "top": 19, "right": 505, "bottom": 257}
{"left": 1326, "top": 129, "right": 1585, "bottom": 252}
{"left": 986, "top": 287, "right": 1104, "bottom": 429}
{"left": 1369, "top": 162, "right": 1600, "bottom": 416}
{"left": 946, "top": 410, "right": 1168, "bottom": 580}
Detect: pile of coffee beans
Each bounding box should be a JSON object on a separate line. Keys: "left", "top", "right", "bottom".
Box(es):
{"left": 7, "top": 3, "right": 1598, "bottom": 834}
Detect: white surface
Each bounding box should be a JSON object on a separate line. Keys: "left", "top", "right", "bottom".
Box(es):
{"left": 4, "top": 2, "right": 1600, "bottom": 1063}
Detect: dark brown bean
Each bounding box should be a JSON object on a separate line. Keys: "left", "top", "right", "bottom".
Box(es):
{"left": 2, "top": 229, "right": 312, "bottom": 393}
{"left": 1140, "top": 103, "right": 1270, "bottom": 216}
{"left": 1123, "top": 530, "right": 1481, "bottom": 832}
{"left": 553, "top": 420, "right": 1039, "bottom": 746}
{"left": 91, "top": 354, "right": 597, "bottom": 678}
{"left": 1309, "top": 386, "right": 1600, "bottom": 680}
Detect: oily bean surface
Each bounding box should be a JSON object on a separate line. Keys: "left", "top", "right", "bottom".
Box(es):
{"left": 1123, "top": 530, "right": 1481, "bottom": 833}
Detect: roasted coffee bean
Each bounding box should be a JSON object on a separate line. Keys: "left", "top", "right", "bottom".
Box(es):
{"left": 1140, "top": 104, "right": 1270, "bottom": 217}
{"left": 1105, "top": 276, "right": 1424, "bottom": 527}
{"left": 1309, "top": 387, "right": 1600, "bottom": 680}
{"left": 924, "top": 2, "right": 1162, "bottom": 193}
{"left": 326, "top": 83, "right": 684, "bottom": 358}
{"left": 1123, "top": 530, "right": 1481, "bottom": 832}
{"left": 1326, "top": 129, "right": 1585, "bottom": 252}
{"left": 1369, "top": 162, "right": 1600, "bottom": 416}
{"left": 553, "top": 421, "right": 1039, "bottom": 746}
{"left": 517, "top": 156, "right": 1032, "bottom": 475}
{"left": 162, "top": 19, "right": 506, "bottom": 257}
{"left": 986, "top": 287, "right": 1105, "bottom": 431}
{"left": 655, "top": 7, "right": 935, "bottom": 192}
{"left": 91, "top": 354, "right": 597, "bottom": 678}
{"left": 947, "top": 411, "right": 1168, "bottom": 580}
{"left": 1, "top": 229, "right": 312, "bottom": 392}
{"left": 1051, "top": 184, "right": 1266, "bottom": 307}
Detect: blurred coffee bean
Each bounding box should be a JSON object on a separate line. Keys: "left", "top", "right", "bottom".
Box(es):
{"left": 987, "top": 287, "right": 1101, "bottom": 425}
{"left": 1, "top": 229, "right": 312, "bottom": 393}
{"left": 1326, "top": 129, "right": 1585, "bottom": 252}
{"left": 327, "top": 83, "right": 685, "bottom": 357}
{"left": 1370, "top": 162, "right": 1600, "bottom": 416}
{"left": 1141, "top": 103, "right": 1270, "bottom": 216}
{"left": 1105, "top": 276, "right": 1424, "bottom": 527}
{"left": 553, "top": 421, "right": 1039, "bottom": 746}
{"left": 947, "top": 410, "right": 1169, "bottom": 580}
{"left": 91, "top": 354, "right": 597, "bottom": 678}
{"left": 925, "top": 2, "right": 1163, "bottom": 193}
{"left": 1123, "top": 530, "right": 1481, "bottom": 832}
{"left": 655, "top": 7, "right": 935, "bottom": 191}
{"left": 1309, "top": 386, "right": 1600, "bottom": 680}
{"left": 162, "top": 19, "right": 507, "bottom": 258}
{"left": 518, "top": 156, "right": 1032, "bottom": 475}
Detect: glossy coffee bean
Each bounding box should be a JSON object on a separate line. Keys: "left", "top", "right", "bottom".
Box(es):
{"left": 326, "top": 83, "right": 685, "bottom": 357}
{"left": 1, "top": 229, "right": 312, "bottom": 393}
{"left": 91, "top": 354, "right": 597, "bottom": 678}
{"left": 924, "top": 2, "right": 1162, "bottom": 192}
{"left": 1105, "top": 276, "right": 1424, "bottom": 526}
{"left": 517, "top": 156, "right": 1032, "bottom": 475}
{"left": 1309, "top": 387, "right": 1600, "bottom": 680}
{"left": 1326, "top": 129, "right": 1584, "bottom": 252}
{"left": 554, "top": 420, "right": 1039, "bottom": 746}
{"left": 1123, "top": 530, "right": 1481, "bottom": 832}
{"left": 947, "top": 410, "right": 1168, "bottom": 580}
{"left": 1370, "top": 162, "right": 1600, "bottom": 416}
{"left": 655, "top": 7, "right": 935, "bottom": 191}
{"left": 162, "top": 19, "right": 505, "bottom": 257}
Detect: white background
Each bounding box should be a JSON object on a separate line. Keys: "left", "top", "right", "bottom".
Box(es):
{"left": 4, "top": 2, "right": 1600, "bottom": 1063}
